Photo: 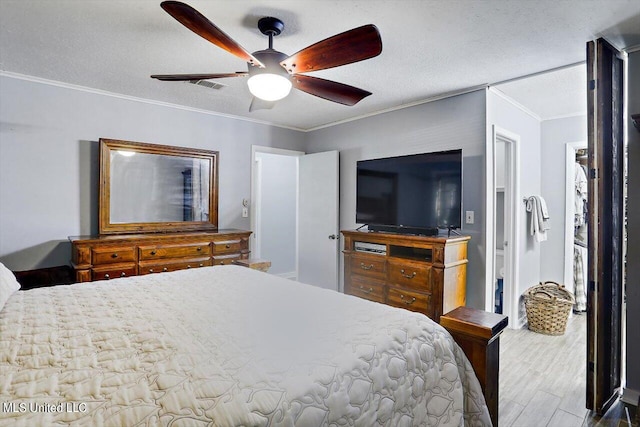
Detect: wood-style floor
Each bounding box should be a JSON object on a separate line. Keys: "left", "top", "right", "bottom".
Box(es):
{"left": 498, "top": 313, "right": 638, "bottom": 427}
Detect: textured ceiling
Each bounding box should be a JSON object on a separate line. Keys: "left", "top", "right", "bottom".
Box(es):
{"left": 494, "top": 64, "right": 587, "bottom": 121}
{"left": 1, "top": 0, "right": 639, "bottom": 131}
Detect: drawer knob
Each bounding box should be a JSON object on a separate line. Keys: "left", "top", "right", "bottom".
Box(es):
{"left": 163, "top": 267, "right": 168, "bottom": 272}
{"left": 400, "top": 269, "right": 417, "bottom": 279}
{"left": 359, "top": 285, "right": 374, "bottom": 294}
{"left": 111, "top": 253, "right": 118, "bottom": 258}
{"left": 150, "top": 250, "right": 157, "bottom": 256}
{"left": 225, "top": 244, "right": 231, "bottom": 248}
{"left": 149, "top": 269, "right": 154, "bottom": 273}
{"left": 104, "top": 273, "right": 110, "bottom": 279}
{"left": 360, "top": 262, "right": 374, "bottom": 270}
{"left": 120, "top": 272, "right": 126, "bottom": 277}
{"left": 400, "top": 294, "right": 416, "bottom": 305}
{"left": 199, "top": 263, "right": 204, "bottom": 267}
{"left": 197, "top": 247, "right": 202, "bottom": 251}
{"left": 187, "top": 265, "right": 192, "bottom": 269}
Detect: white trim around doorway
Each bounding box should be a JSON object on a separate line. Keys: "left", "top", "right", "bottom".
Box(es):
{"left": 491, "top": 126, "right": 522, "bottom": 328}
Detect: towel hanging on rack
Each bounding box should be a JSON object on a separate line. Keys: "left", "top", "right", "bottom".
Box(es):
{"left": 525, "top": 195, "right": 550, "bottom": 242}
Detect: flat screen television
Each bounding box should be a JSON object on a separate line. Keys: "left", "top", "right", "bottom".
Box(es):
{"left": 356, "top": 149, "right": 462, "bottom": 235}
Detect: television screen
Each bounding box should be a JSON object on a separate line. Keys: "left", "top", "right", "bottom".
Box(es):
{"left": 356, "top": 149, "right": 462, "bottom": 231}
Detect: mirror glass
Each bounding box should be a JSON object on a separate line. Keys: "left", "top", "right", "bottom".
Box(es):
{"left": 110, "top": 151, "right": 210, "bottom": 223}
{"left": 99, "top": 139, "right": 218, "bottom": 234}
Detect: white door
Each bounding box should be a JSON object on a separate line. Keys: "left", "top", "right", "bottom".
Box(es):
{"left": 298, "top": 151, "right": 340, "bottom": 290}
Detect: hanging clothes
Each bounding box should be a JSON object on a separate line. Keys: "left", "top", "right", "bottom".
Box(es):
{"left": 575, "top": 162, "right": 588, "bottom": 228}
{"left": 573, "top": 242, "right": 587, "bottom": 312}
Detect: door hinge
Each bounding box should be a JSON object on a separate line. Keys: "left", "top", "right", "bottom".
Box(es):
{"left": 589, "top": 168, "right": 597, "bottom": 179}
{"left": 589, "top": 280, "right": 596, "bottom": 293}
{"left": 588, "top": 80, "right": 596, "bottom": 90}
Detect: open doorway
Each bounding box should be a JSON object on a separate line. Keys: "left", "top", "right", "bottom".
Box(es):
{"left": 491, "top": 126, "right": 520, "bottom": 327}
{"left": 250, "top": 146, "right": 303, "bottom": 279}
{"left": 564, "top": 142, "right": 588, "bottom": 315}
{"left": 250, "top": 146, "right": 341, "bottom": 290}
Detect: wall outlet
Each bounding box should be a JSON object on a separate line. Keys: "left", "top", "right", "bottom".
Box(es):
{"left": 242, "top": 207, "right": 248, "bottom": 218}
{"left": 465, "top": 211, "right": 474, "bottom": 224}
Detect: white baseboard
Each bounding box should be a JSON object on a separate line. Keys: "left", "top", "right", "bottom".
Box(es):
{"left": 622, "top": 387, "right": 640, "bottom": 405}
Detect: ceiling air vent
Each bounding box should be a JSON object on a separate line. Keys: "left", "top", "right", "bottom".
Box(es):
{"left": 185, "top": 80, "right": 226, "bottom": 90}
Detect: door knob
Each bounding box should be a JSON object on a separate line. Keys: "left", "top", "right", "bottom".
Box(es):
{"left": 328, "top": 234, "right": 337, "bottom": 240}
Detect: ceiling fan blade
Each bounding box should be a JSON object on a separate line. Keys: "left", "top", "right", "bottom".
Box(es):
{"left": 151, "top": 72, "right": 248, "bottom": 81}
{"left": 291, "top": 75, "right": 371, "bottom": 106}
{"left": 249, "top": 97, "right": 276, "bottom": 112}
{"left": 281, "top": 24, "right": 382, "bottom": 74}
{"left": 160, "top": 1, "right": 265, "bottom": 68}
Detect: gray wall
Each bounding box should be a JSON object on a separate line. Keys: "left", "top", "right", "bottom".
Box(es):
{"left": 486, "top": 90, "right": 542, "bottom": 325}
{"left": 0, "top": 75, "right": 305, "bottom": 270}
{"left": 304, "top": 90, "right": 488, "bottom": 310}
{"left": 625, "top": 50, "right": 640, "bottom": 401}
{"left": 540, "top": 115, "right": 587, "bottom": 282}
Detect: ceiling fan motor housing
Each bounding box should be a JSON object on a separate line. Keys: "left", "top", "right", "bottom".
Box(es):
{"left": 258, "top": 17, "right": 284, "bottom": 37}
{"left": 248, "top": 49, "right": 290, "bottom": 79}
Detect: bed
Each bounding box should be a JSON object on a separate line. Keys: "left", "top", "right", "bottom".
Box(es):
{"left": 0, "top": 263, "right": 491, "bottom": 426}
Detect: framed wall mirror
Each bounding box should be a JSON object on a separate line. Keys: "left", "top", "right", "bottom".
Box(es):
{"left": 99, "top": 138, "right": 219, "bottom": 235}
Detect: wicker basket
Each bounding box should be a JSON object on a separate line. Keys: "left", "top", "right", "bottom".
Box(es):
{"left": 524, "top": 281, "right": 575, "bottom": 335}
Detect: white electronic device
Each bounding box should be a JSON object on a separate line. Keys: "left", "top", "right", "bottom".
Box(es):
{"left": 354, "top": 241, "right": 386, "bottom": 255}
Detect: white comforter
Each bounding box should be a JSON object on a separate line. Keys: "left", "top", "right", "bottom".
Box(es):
{"left": 0, "top": 265, "right": 490, "bottom": 426}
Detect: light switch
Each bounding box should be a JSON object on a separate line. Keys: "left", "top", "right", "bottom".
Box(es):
{"left": 465, "top": 211, "right": 474, "bottom": 224}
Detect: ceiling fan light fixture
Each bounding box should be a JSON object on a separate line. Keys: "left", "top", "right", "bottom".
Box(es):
{"left": 247, "top": 73, "right": 292, "bottom": 101}
{"left": 152, "top": 4, "right": 383, "bottom": 109}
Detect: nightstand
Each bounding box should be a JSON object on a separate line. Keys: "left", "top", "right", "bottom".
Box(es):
{"left": 234, "top": 258, "right": 271, "bottom": 272}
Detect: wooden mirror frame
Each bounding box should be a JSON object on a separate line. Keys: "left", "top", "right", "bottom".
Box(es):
{"left": 99, "top": 138, "right": 219, "bottom": 235}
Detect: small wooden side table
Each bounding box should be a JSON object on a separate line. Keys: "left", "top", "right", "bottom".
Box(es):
{"left": 235, "top": 258, "right": 271, "bottom": 272}
{"left": 440, "top": 306, "right": 508, "bottom": 427}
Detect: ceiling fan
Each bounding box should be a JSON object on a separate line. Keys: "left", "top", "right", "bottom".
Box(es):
{"left": 151, "top": 1, "right": 383, "bottom": 111}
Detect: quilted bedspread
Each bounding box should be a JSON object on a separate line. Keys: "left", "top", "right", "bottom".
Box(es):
{"left": 0, "top": 265, "right": 490, "bottom": 426}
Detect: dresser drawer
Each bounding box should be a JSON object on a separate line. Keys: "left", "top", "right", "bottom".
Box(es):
{"left": 91, "top": 264, "right": 136, "bottom": 281}
{"left": 350, "top": 254, "right": 386, "bottom": 280}
{"left": 386, "top": 287, "right": 432, "bottom": 315}
{"left": 212, "top": 254, "right": 241, "bottom": 265}
{"left": 388, "top": 261, "right": 432, "bottom": 293}
{"left": 212, "top": 240, "right": 242, "bottom": 254}
{"left": 138, "top": 243, "right": 211, "bottom": 260}
{"left": 92, "top": 246, "right": 135, "bottom": 265}
{"left": 139, "top": 258, "right": 212, "bottom": 275}
{"left": 347, "top": 277, "right": 385, "bottom": 303}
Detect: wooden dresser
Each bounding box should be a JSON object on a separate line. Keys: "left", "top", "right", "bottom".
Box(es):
{"left": 70, "top": 229, "right": 251, "bottom": 283}
{"left": 342, "top": 230, "right": 469, "bottom": 322}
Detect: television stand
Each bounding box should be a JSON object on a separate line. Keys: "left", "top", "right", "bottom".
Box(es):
{"left": 341, "top": 229, "right": 470, "bottom": 322}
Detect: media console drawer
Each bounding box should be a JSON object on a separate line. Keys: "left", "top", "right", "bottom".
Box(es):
{"left": 350, "top": 254, "right": 386, "bottom": 280}
{"left": 348, "top": 276, "right": 386, "bottom": 303}
{"left": 342, "top": 230, "right": 469, "bottom": 322}
{"left": 388, "top": 261, "right": 432, "bottom": 293}
{"left": 386, "top": 287, "right": 432, "bottom": 314}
